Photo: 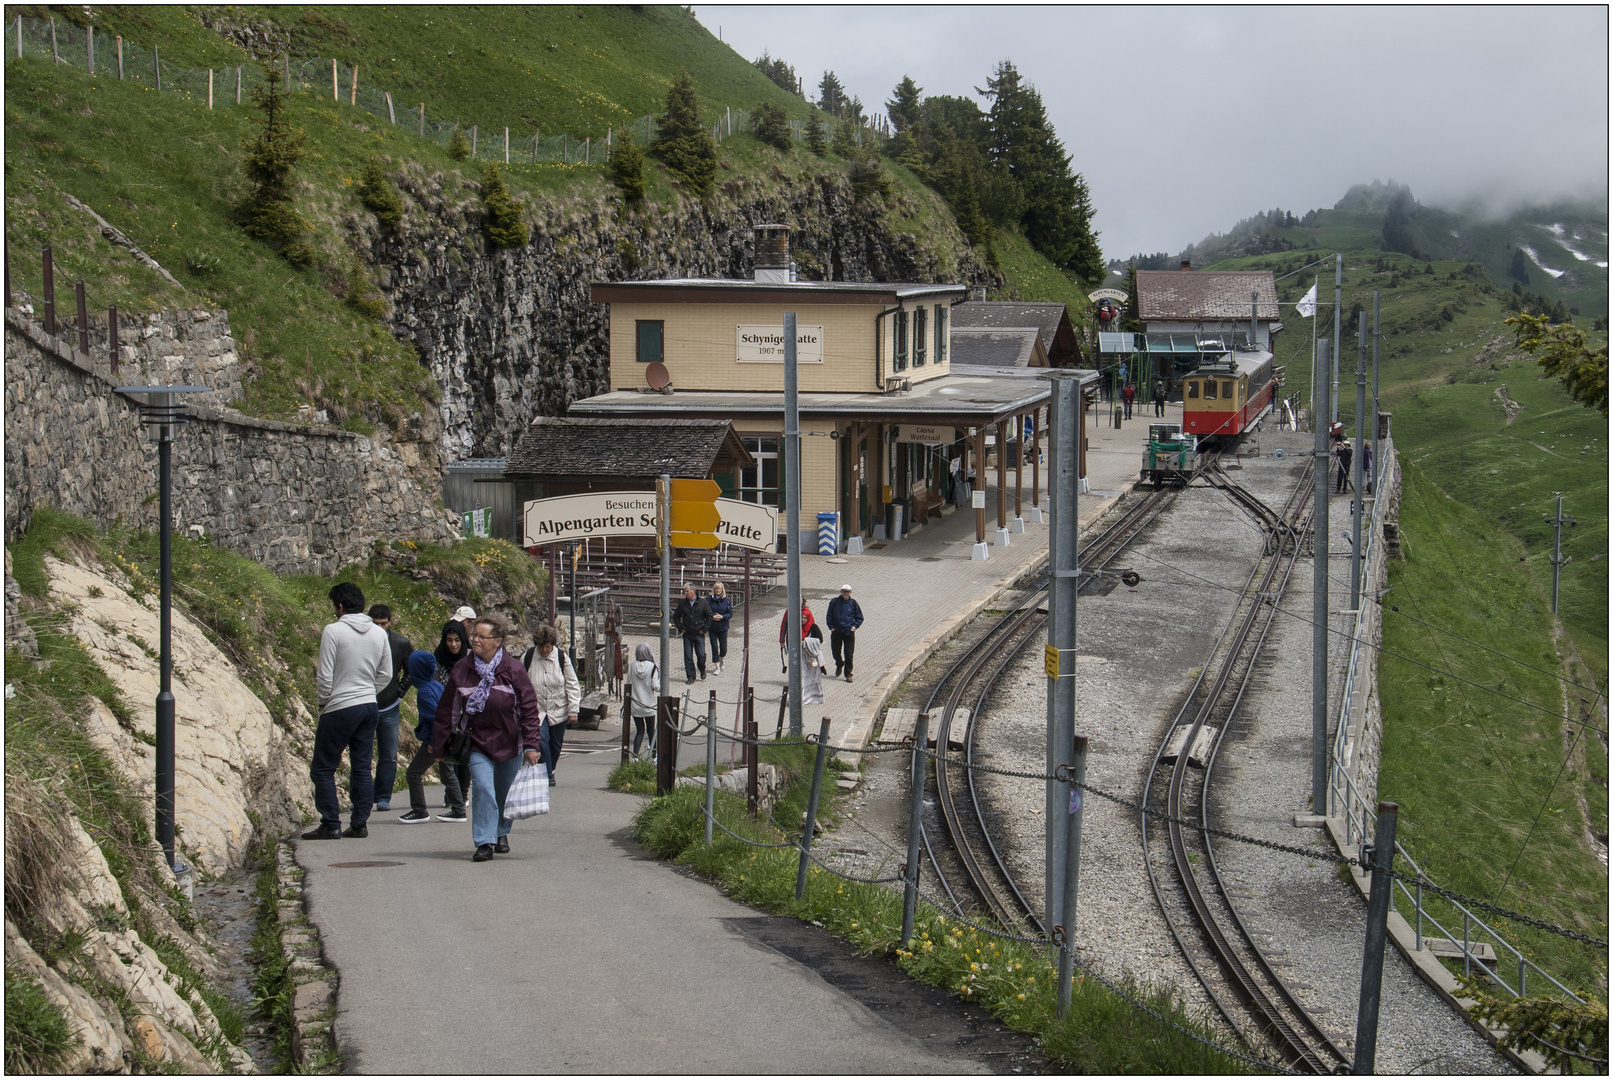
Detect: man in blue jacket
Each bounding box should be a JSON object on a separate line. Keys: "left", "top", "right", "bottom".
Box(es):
{"left": 825, "top": 584, "right": 864, "bottom": 683}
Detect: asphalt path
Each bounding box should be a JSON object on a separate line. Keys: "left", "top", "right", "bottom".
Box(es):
{"left": 294, "top": 740, "right": 1036, "bottom": 1074}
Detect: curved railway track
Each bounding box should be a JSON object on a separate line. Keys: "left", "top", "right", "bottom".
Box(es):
{"left": 916, "top": 486, "right": 1177, "bottom": 932}
{"left": 1137, "top": 458, "right": 1350, "bottom": 1073}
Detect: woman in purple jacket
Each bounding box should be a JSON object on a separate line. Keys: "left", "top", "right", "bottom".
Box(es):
{"left": 433, "top": 616, "right": 544, "bottom": 862}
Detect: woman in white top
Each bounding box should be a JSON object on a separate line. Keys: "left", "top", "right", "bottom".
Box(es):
{"left": 801, "top": 634, "right": 829, "bottom": 705}
{"left": 523, "top": 624, "right": 580, "bottom": 786}
{"left": 627, "top": 642, "right": 661, "bottom": 757}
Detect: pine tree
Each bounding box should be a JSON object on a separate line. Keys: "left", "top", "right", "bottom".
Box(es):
{"left": 653, "top": 69, "right": 718, "bottom": 198}
{"left": 831, "top": 116, "right": 858, "bottom": 157}
{"left": 886, "top": 76, "right": 922, "bottom": 133}
{"left": 447, "top": 126, "right": 471, "bottom": 161}
{"left": 753, "top": 51, "right": 799, "bottom": 95}
{"left": 480, "top": 164, "right": 529, "bottom": 248}
{"left": 238, "top": 62, "right": 313, "bottom": 266}
{"left": 1123, "top": 263, "right": 1141, "bottom": 331}
{"left": 608, "top": 125, "right": 646, "bottom": 203}
{"left": 356, "top": 157, "right": 403, "bottom": 228}
{"left": 804, "top": 111, "right": 827, "bottom": 156}
{"left": 1509, "top": 247, "right": 1532, "bottom": 284}
{"left": 752, "top": 100, "right": 792, "bottom": 152}
{"left": 817, "top": 70, "right": 849, "bottom": 118}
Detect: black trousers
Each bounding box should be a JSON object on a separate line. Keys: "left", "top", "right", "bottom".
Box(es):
{"left": 830, "top": 630, "right": 856, "bottom": 677}
{"left": 406, "top": 742, "right": 465, "bottom": 813}
{"left": 310, "top": 702, "right": 378, "bottom": 830}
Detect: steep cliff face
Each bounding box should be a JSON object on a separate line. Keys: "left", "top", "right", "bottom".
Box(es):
{"left": 364, "top": 167, "right": 988, "bottom": 461}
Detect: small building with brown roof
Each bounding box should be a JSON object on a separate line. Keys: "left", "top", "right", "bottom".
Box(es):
{"left": 502, "top": 417, "right": 752, "bottom": 503}
{"left": 1134, "top": 268, "right": 1282, "bottom": 350}
{"left": 950, "top": 301, "right": 1084, "bottom": 367}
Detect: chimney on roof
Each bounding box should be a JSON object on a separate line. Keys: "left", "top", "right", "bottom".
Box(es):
{"left": 754, "top": 224, "right": 790, "bottom": 284}
{"left": 1180, "top": 259, "right": 1191, "bottom": 271}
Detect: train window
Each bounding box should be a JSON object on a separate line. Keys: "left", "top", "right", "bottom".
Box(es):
{"left": 1222, "top": 381, "right": 1234, "bottom": 399}
{"left": 1204, "top": 380, "right": 1217, "bottom": 399}
{"left": 1187, "top": 380, "right": 1199, "bottom": 399}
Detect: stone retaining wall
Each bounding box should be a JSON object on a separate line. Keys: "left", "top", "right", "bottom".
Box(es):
{"left": 5, "top": 308, "right": 458, "bottom": 574}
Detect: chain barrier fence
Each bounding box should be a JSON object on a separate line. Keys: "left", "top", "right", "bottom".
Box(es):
{"left": 7, "top": 15, "right": 873, "bottom": 169}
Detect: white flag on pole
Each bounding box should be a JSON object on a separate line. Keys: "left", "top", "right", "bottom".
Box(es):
{"left": 1296, "top": 283, "right": 1318, "bottom": 318}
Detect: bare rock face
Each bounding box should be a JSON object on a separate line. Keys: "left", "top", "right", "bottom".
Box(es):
{"left": 45, "top": 556, "right": 306, "bottom": 876}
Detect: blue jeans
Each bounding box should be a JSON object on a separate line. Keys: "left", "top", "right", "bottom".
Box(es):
{"left": 467, "top": 750, "right": 523, "bottom": 847}
{"left": 681, "top": 633, "right": 706, "bottom": 681}
{"left": 374, "top": 704, "right": 400, "bottom": 806}
{"left": 541, "top": 718, "right": 566, "bottom": 782}
{"left": 310, "top": 702, "right": 378, "bottom": 831}
{"left": 708, "top": 626, "right": 728, "bottom": 666}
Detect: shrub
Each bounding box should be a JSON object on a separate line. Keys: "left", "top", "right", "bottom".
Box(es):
{"left": 446, "top": 127, "right": 471, "bottom": 162}
{"left": 608, "top": 126, "right": 647, "bottom": 204}
{"left": 849, "top": 156, "right": 892, "bottom": 202}
{"left": 4, "top": 970, "right": 79, "bottom": 1073}
{"left": 479, "top": 164, "right": 529, "bottom": 248}
{"left": 344, "top": 257, "right": 385, "bottom": 319}
{"left": 356, "top": 158, "right": 403, "bottom": 228}
{"left": 752, "top": 100, "right": 792, "bottom": 152}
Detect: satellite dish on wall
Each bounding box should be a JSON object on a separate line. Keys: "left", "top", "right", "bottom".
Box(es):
{"left": 645, "top": 362, "right": 671, "bottom": 392}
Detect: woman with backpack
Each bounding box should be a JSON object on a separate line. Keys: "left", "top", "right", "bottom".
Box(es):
{"left": 627, "top": 642, "right": 660, "bottom": 758}
{"left": 523, "top": 624, "right": 580, "bottom": 787}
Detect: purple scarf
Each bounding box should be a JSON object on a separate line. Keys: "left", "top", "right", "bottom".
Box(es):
{"left": 465, "top": 647, "right": 504, "bottom": 715}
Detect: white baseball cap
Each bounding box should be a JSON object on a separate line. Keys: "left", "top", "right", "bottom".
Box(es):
{"left": 453, "top": 605, "right": 478, "bottom": 622}
{"left": 840, "top": 584, "right": 852, "bottom": 592}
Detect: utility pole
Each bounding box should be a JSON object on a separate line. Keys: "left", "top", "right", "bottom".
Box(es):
{"left": 784, "top": 312, "right": 803, "bottom": 737}
{"left": 659, "top": 474, "right": 671, "bottom": 693}
{"left": 1371, "top": 291, "right": 1381, "bottom": 498}
{"left": 1545, "top": 496, "right": 1575, "bottom": 614}
{"left": 1312, "top": 340, "right": 1331, "bottom": 817}
{"left": 1332, "top": 254, "right": 1343, "bottom": 423}
{"left": 1044, "top": 370, "right": 1081, "bottom": 931}
{"left": 1310, "top": 274, "right": 1320, "bottom": 429}
{"left": 1353, "top": 802, "right": 1400, "bottom": 1074}
{"left": 1351, "top": 312, "right": 1367, "bottom": 609}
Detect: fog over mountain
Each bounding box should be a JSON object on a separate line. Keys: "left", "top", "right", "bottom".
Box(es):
{"left": 704, "top": 5, "right": 1608, "bottom": 264}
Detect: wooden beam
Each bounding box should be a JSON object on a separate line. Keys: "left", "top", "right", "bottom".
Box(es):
{"left": 995, "top": 420, "right": 1008, "bottom": 529}
{"left": 974, "top": 427, "right": 986, "bottom": 543}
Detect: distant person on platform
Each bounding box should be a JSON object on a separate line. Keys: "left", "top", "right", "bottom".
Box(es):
{"left": 1153, "top": 379, "right": 1167, "bottom": 417}
{"left": 673, "top": 584, "right": 712, "bottom": 684}
{"left": 1121, "top": 382, "right": 1136, "bottom": 419}
{"left": 367, "top": 604, "right": 413, "bottom": 813}
{"left": 523, "top": 624, "right": 580, "bottom": 787}
{"left": 433, "top": 616, "right": 543, "bottom": 863}
{"left": 779, "top": 603, "right": 820, "bottom": 673}
{"left": 1362, "top": 441, "right": 1374, "bottom": 490}
{"left": 628, "top": 642, "right": 660, "bottom": 758}
{"left": 306, "top": 582, "right": 392, "bottom": 840}
{"left": 707, "top": 581, "right": 733, "bottom": 677}
{"left": 825, "top": 584, "right": 864, "bottom": 683}
{"left": 1335, "top": 436, "right": 1354, "bottom": 494}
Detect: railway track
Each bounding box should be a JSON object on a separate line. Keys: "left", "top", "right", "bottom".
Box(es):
{"left": 1138, "top": 458, "right": 1351, "bottom": 1073}
{"left": 916, "top": 486, "right": 1177, "bottom": 932}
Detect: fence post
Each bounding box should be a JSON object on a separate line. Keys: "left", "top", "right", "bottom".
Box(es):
{"left": 744, "top": 687, "right": 758, "bottom": 816}
{"left": 471, "top": 125, "right": 477, "bottom": 158}
{"left": 349, "top": 64, "right": 357, "bottom": 106}
{"left": 283, "top": 55, "right": 289, "bottom": 92}
{"left": 1353, "top": 802, "right": 1399, "bottom": 1075}
{"left": 900, "top": 712, "right": 928, "bottom": 947}
{"left": 75, "top": 280, "right": 88, "bottom": 354}
{"left": 585, "top": 137, "right": 589, "bottom": 165}
{"left": 655, "top": 694, "right": 679, "bottom": 796}
{"left": 87, "top": 24, "right": 93, "bottom": 73}
{"left": 16, "top": 15, "right": 21, "bottom": 60}
{"left": 504, "top": 126, "right": 509, "bottom": 164}
{"left": 330, "top": 58, "right": 337, "bottom": 101}
{"left": 108, "top": 304, "right": 119, "bottom": 370}
{"left": 418, "top": 103, "right": 424, "bottom": 138}
{"left": 236, "top": 65, "right": 241, "bottom": 104}
{"left": 50, "top": 18, "right": 57, "bottom": 63}
{"left": 385, "top": 90, "right": 394, "bottom": 124}
{"left": 774, "top": 686, "right": 788, "bottom": 739}
{"left": 1057, "top": 734, "right": 1088, "bottom": 1018}
{"left": 704, "top": 689, "right": 717, "bottom": 846}
{"left": 153, "top": 46, "right": 159, "bottom": 91}
{"left": 207, "top": 68, "right": 213, "bottom": 109}
{"left": 561, "top": 133, "right": 566, "bottom": 163}
{"left": 42, "top": 244, "right": 56, "bottom": 336}
{"left": 793, "top": 716, "right": 832, "bottom": 901}
{"left": 3, "top": 240, "right": 9, "bottom": 308}
{"left": 116, "top": 35, "right": 123, "bottom": 78}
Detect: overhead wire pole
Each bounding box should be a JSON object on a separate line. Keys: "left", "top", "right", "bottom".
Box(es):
{"left": 784, "top": 312, "right": 803, "bottom": 737}
{"left": 659, "top": 474, "right": 671, "bottom": 694}
{"left": 1313, "top": 340, "right": 1332, "bottom": 816}
{"left": 1371, "top": 290, "right": 1381, "bottom": 498}
{"left": 1332, "top": 254, "right": 1343, "bottom": 423}
{"left": 1545, "top": 496, "right": 1575, "bottom": 614}
{"left": 1351, "top": 312, "right": 1368, "bottom": 608}
{"left": 1044, "top": 370, "right": 1081, "bottom": 933}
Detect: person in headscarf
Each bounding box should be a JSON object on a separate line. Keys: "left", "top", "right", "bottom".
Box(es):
{"left": 398, "top": 650, "right": 465, "bottom": 822}
{"left": 432, "top": 616, "right": 543, "bottom": 862}
{"left": 801, "top": 634, "right": 828, "bottom": 705}
{"left": 627, "top": 642, "right": 661, "bottom": 758}
{"left": 432, "top": 619, "right": 474, "bottom": 816}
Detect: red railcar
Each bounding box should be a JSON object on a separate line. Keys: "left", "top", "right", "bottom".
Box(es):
{"left": 1181, "top": 350, "right": 1277, "bottom": 439}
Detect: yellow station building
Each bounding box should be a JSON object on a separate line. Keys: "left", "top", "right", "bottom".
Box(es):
{"left": 569, "top": 226, "right": 1089, "bottom": 556}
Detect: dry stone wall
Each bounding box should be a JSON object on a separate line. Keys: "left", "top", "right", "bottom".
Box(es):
{"left": 5, "top": 308, "right": 459, "bottom": 575}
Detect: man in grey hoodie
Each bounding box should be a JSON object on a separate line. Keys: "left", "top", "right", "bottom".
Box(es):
{"left": 304, "top": 582, "right": 393, "bottom": 840}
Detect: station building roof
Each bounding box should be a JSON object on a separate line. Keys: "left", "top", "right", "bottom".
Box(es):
{"left": 1135, "top": 270, "right": 1279, "bottom": 322}
{"left": 591, "top": 278, "right": 967, "bottom": 305}
{"left": 503, "top": 417, "right": 752, "bottom": 483}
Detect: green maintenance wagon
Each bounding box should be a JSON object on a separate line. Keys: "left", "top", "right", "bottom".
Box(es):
{"left": 1141, "top": 424, "right": 1198, "bottom": 488}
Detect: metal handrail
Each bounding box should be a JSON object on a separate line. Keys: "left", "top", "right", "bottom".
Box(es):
{"left": 1324, "top": 441, "right": 1585, "bottom": 1003}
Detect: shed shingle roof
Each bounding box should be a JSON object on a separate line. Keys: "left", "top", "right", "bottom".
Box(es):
{"left": 950, "top": 327, "right": 1043, "bottom": 367}
{"left": 951, "top": 301, "right": 1068, "bottom": 354}
{"left": 1135, "top": 270, "right": 1279, "bottom": 321}
{"left": 504, "top": 417, "right": 751, "bottom": 481}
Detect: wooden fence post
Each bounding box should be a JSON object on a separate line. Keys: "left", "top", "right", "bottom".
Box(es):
{"left": 86, "top": 23, "right": 93, "bottom": 73}
{"left": 207, "top": 68, "right": 213, "bottom": 109}
{"left": 350, "top": 64, "right": 357, "bottom": 105}
{"left": 117, "top": 35, "right": 123, "bottom": 78}
{"left": 418, "top": 102, "right": 425, "bottom": 138}
{"left": 504, "top": 126, "right": 509, "bottom": 163}
{"left": 153, "top": 45, "right": 160, "bottom": 90}
{"left": 331, "top": 58, "right": 337, "bottom": 101}
{"left": 50, "top": 17, "right": 57, "bottom": 63}
{"left": 385, "top": 90, "right": 394, "bottom": 123}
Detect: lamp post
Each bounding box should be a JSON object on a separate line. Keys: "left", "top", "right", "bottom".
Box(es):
{"left": 115, "top": 384, "right": 206, "bottom": 872}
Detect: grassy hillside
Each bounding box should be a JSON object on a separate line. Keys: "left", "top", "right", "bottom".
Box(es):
{"left": 991, "top": 228, "right": 1094, "bottom": 326}
{"left": 4, "top": 6, "right": 995, "bottom": 431}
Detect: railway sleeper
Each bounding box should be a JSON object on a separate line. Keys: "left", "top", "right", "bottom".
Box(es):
{"left": 1161, "top": 724, "right": 1220, "bottom": 767}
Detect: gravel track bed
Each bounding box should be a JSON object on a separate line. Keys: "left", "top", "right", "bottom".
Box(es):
{"left": 815, "top": 428, "right": 1511, "bottom": 1073}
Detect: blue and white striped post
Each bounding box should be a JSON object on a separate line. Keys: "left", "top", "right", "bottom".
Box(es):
{"left": 816, "top": 511, "right": 838, "bottom": 556}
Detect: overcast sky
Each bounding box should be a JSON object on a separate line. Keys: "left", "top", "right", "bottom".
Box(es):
{"left": 699, "top": 5, "right": 1609, "bottom": 263}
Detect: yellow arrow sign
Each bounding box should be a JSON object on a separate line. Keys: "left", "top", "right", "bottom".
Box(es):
{"left": 670, "top": 531, "right": 722, "bottom": 549}
{"left": 669, "top": 477, "right": 722, "bottom": 534}
{"left": 669, "top": 478, "right": 722, "bottom": 502}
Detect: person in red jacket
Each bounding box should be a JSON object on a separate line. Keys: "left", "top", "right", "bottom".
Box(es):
{"left": 778, "top": 603, "right": 820, "bottom": 672}
{"left": 1121, "top": 382, "right": 1136, "bottom": 419}
{"left": 433, "top": 616, "right": 543, "bottom": 863}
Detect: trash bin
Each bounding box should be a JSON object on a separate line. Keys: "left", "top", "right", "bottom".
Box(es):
{"left": 816, "top": 511, "right": 838, "bottom": 556}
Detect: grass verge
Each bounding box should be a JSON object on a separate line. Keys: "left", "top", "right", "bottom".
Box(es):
{"left": 631, "top": 784, "right": 1246, "bottom": 1073}
{"left": 1379, "top": 460, "right": 1608, "bottom": 995}
{"left": 3, "top": 969, "right": 80, "bottom": 1074}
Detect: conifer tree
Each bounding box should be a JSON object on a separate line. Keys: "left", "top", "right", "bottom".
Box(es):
{"left": 753, "top": 51, "right": 799, "bottom": 95}
{"left": 238, "top": 62, "right": 313, "bottom": 266}
{"left": 817, "top": 71, "right": 849, "bottom": 118}
{"left": 831, "top": 116, "right": 858, "bottom": 157}
{"left": 480, "top": 164, "right": 529, "bottom": 248}
{"left": 804, "top": 112, "right": 827, "bottom": 156}
{"left": 447, "top": 126, "right": 471, "bottom": 161}
{"left": 886, "top": 76, "right": 922, "bottom": 133}
{"left": 752, "top": 100, "right": 792, "bottom": 152}
{"left": 608, "top": 125, "right": 647, "bottom": 203}
{"left": 356, "top": 157, "right": 403, "bottom": 228}
{"left": 653, "top": 69, "right": 718, "bottom": 198}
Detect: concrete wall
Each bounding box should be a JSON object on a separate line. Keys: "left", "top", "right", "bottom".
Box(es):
{"left": 5, "top": 309, "right": 459, "bottom": 574}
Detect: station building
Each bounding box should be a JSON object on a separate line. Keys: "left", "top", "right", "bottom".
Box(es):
{"left": 568, "top": 226, "right": 1088, "bottom": 555}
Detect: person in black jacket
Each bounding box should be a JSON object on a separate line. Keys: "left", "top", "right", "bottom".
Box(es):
{"left": 825, "top": 585, "right": 865, "bottom": 682}
{"left": 672, "top": 584, "right": 712, "bottom": 684}
{"left": 367, "top": 605, "right": 413, "bottom": 812}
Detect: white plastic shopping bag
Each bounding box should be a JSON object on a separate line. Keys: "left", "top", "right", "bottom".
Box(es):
{"left": 503, "top": 761, "right": 550, "bottom": 819}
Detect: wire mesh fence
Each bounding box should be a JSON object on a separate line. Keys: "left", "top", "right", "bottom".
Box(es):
{"left": 5, "top": 15, "right": 872, "bottom": 167}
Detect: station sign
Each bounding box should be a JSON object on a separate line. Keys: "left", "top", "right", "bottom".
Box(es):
{"left": 894, "top": 424, "right": 954, "bottom": 445}
{"left": 736, "top": 325, "right": 824, "bottom": 364}
{"left": 523, "top": 491, "right": 777, "bottom": 551}
{"left": 1088, "top": 288, "right": 1129, "bottom": 304}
